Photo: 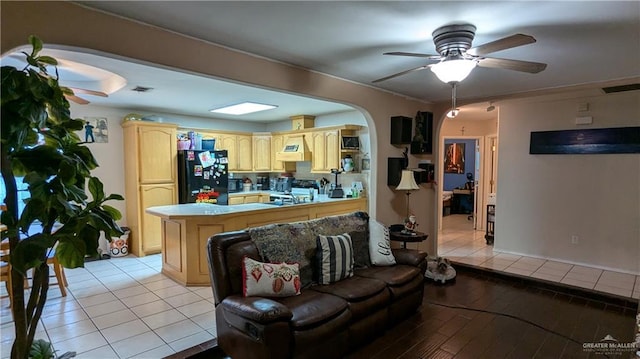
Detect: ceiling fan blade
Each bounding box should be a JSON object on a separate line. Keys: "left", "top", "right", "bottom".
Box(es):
{"left": 384, "top": 52, "right": 441, "bottom": 59}
{"left": 69, "top": 87, "right": 108, "bottom": 97}
{"left": 372, "top": 65, "right": 430, "bottom": 83}
{"left": 467, "top": 34, "right": 536, "bottom": 57}
{"left": 64, "top": 94, "right": 90, "bottom": 105}
{"left": 477, "top": 57, "right": 547, "bottom": 73}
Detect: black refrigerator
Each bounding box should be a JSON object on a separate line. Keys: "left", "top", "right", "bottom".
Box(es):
{"left": 178, "top": 150, "right": 229, "bottom": 205}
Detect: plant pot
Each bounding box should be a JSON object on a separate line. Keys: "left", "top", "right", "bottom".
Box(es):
{"left": 110, "top": 228, "right": 130, "bottom": 257}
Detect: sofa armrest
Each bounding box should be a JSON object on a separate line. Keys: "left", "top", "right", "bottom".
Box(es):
{"left": 217, "top": 296, "right": 293, "bottom": 357}
{"left": 220, "top": 295, "right": 293, "bottom": 324}
{"left": 392, "top": 248, "right": 427, "bottom": 267}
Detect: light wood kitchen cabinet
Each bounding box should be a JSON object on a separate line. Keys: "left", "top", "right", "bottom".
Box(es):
{"left": 229, "top": 192, "right": 272, "bottom": 204}
{"left": 217, "top": 134, "right": 237, "bottom": 169}
{"left": 237, "top": 135, "right": 253, "bottom": 171}
{"left": 135, "top": 123, "right": 177, "bottom": 183}
{"left": 122, "top": 121, "right": 178, "bottom": 256}
{"left": 312, "top": 129, "right": 340, "bottom": 173}
{"left": 252, "top": 134, "right": 271, "bottom": 171}
{"left": 218, "top": 134, "right": 252, "bottom": 171}
{"left": 140, "top": 184, "right": 176, "bottom": 254}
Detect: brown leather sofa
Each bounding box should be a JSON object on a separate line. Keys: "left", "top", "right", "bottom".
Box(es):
{"left": 207, "top": 212, "right": 427, "bottom": 359}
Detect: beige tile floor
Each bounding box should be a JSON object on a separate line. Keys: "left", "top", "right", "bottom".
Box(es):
{"left": 0, "top": 254, "right": 216, "bottom": 358}
{"left": 438, "top": 214, "right": 640, "bottom": 300}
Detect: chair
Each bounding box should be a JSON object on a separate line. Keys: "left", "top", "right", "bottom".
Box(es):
{"left": 47, "top": 249, "right": 68, "bottom": 297}
{"left": 1, "top": 240, "right": 13, "bottom": 307}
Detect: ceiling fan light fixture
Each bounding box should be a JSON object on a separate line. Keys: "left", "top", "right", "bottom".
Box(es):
{"left": 210, "top": 102, "right": 277, "bottom": 115}
{"left": 430, "top": 59, "right": 477, "bottom": 83}
{"left": 446, "top": 109, "right": 460, "bottom": 118}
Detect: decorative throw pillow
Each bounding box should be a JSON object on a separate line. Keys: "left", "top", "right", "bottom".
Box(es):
{"left": 242, "top": 257, "right": 301, "bottom": 297}
{"left": 369, "top": 220, "right": 396, "bottom": 266}
{"left": 349, "top": 230, "right": 371, "bottom": 268}
{"left": 316, "top": 234, "right": 354, "bottom": 285}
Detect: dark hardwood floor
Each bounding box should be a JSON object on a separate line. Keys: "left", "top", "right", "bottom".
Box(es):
{"left": 171, "top": 266, "right": 638, "bottom": 359}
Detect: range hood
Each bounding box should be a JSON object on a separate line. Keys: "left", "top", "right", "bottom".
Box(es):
{"left": 275, "top": 135, "right": 311, "bottom": 162}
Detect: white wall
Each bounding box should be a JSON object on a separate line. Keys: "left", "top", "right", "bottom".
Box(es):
{"left": 69, "top": 104, "right": 128, "bottom": 225}
{"left": 496, "top": 90, "right": 640, "bottom": 274}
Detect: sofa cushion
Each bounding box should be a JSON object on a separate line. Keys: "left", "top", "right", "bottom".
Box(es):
{"left": 311, "top": 275, "right": 386, "bottom": 302}
{"left": 316, "top": 234, "right": 354, "bottom": 284}
{"left": 242, "top": 257, "right": 301, "bottom": 297}
{"left": 349, "top": 229, "right": 371, "bottom": 268}
{"left": 311, "top": 276, "right": 390, "bottom": 323}
{"left": 275, "top": 290, "right": 349, "bottom": 329}
{"left": 355, "top": 265, "right": 420, "bottom": 287}
{"left": 369, "top": 220, "right": 396, "bottom": 266}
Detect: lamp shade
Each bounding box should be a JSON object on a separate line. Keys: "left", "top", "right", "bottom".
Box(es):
{"left": 430, "top": 59, "right": 477, "bottom": 83}
{"left": 396, "top": 170, "right": 419, "bottom": 191}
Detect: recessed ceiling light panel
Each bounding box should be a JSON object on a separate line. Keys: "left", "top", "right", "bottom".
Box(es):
{"left": 210, "top": 102, "right": 277, "bottom": 115}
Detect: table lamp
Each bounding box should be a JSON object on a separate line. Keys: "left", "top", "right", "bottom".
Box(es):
{"left": 396, "top": 170, "right": 420, "bottom": 230}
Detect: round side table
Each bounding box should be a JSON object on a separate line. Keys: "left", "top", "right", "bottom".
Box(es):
{"left": 389, "top": 231, "right": 428, "bottom": 249}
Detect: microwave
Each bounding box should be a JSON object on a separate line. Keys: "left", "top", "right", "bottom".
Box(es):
{"left": 228, "top": 178, "right": 244, "bottom": 193}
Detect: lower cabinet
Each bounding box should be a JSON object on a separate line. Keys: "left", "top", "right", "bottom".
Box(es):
{"left": 229, "top": 192, "right": 271, "bottom": 204}
{"left": 139, "top": 184, "right": 176, "bottom": 255}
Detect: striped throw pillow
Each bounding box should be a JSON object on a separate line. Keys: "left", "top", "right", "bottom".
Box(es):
{"left": 316, "top": 234, "right": 354, "bottom": 285}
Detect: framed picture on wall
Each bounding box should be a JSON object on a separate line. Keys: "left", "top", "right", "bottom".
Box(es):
{"left": 410, "top": 111, "right": 433, "bottom": 154}
{"left": 78, "top": 117, "right": 109, "bottom": 143}
{"left": 444, "top": 143, "right": 465, "bottom": 173}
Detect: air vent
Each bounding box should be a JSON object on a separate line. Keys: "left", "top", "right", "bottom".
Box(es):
{"left": 132, "top": 86, "right": 154, "bottom": 93}
{"left": 601, "top": 83, "right": 640, "bottom": 94}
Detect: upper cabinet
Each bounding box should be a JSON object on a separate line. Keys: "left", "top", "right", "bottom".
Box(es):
{"left": 311, "top": 129, "right": 340, "bottom": 173}
{"left": 237, "top": 135, "right": 253, "bottom": 171}
{"left": 124, "top": 122, "right": 177, "bottom": 184}
{"left": 252, "top": 134, "right": 271, "bottom": 171}
{"left": 213, "top": 133, "right": 253, "bottom": 172}
{"left": 180, "top": 124, "right": 361, "bottom": 173}
{"left": 311, "top": 127, "right": 360, "bottom": 173}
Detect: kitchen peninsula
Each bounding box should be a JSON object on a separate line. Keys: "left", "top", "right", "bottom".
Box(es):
{"left": 146, "top": 196, "right": 367, "bottom": 286}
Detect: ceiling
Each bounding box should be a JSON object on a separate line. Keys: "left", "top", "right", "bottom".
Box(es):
{"left": 5, "top": 2, "right": 640, "bottom": 123}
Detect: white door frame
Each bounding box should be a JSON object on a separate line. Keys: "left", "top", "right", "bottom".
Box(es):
{"left": 437, "top": 135, "right": 486, "bottom": 233}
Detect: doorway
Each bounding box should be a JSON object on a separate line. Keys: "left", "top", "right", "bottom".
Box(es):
{"left": 441, "top": 137, "right": 481, "bottom": 232}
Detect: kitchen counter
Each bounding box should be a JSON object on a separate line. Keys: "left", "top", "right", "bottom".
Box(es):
{"left": 146, "top": 194, "right": 359, "bottom": 219}
{"left": 146, "top": 196, "right": 367, "bottom": 286}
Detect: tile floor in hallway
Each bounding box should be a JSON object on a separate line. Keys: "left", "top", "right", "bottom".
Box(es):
{"left": 438, "top": 214, "right": 640, "bottom": 300}
{"left": 0, "top": 254, "right": 216, "bottom": 359}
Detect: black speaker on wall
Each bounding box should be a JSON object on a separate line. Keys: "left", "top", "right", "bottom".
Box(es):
{"left": 387, "top": 157, "right": 404, "bottom": 186}
{"left": 390, "top": 116, "right": 412, "bottom": 145}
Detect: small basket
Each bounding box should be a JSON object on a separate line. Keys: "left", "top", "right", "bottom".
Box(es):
{"left": 110, "top": 227, "right": 130, "bottom": 257}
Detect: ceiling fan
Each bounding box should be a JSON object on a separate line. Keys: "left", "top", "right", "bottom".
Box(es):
{"left": 62, "top": 87, "right": 108, "bottom": 105}
{"left": 372, "top": 23, "right": 547, "bottom": 84}
{"left": 2, "top": 52, "right": 111, "bottom": 105}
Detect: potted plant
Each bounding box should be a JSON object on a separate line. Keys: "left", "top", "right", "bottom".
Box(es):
{"left": 1, "top": 36, "right": 124, "bottom": 359}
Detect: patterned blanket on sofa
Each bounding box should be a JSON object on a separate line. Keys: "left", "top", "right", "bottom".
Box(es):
{"left": 248, "top": 211, "right": 369, "bottom": 287}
